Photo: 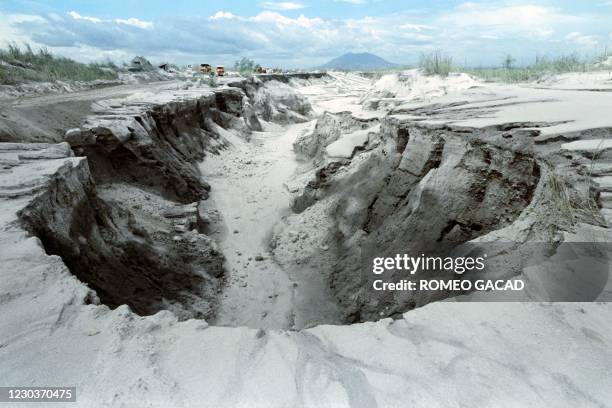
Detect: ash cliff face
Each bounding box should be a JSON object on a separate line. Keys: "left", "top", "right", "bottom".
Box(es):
{"left": 288, "top": 101, "right": 606, "bottom": 322}
{"left": 16, "top": 148, "right": 219, "bottom": 319}
{"left": 329, "top": 120, "right": 541, "bottom": 321}
{"left": 68, "top": 88, "right": 251, "bottom": 203}
{"left": 4, "top": 76, "right": 316, "bottom": 321}
{"left": 229, "top": 77, "right": 314, "bottom": 124}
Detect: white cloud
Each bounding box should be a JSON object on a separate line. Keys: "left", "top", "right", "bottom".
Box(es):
{"left": 115, "top": 18, "right": 153, "bottom": 29}
{"left": 456, "top": 2, "right": 478, "bottom": 10}
{"left": 334, "top": 0, "right": 367, "bottom": 4}
{"left": 48, "top": 13, "right": 62, "bottom": 22}
{"left": 295, "top": 15, "right": 323, "bottom": 27}
{"left": 250, "top": 11, "right": 293, "bottom": 24}
{"left": 261, "top": 2, "right": 306, "bottom": 10}
{"left": 250, "top": 11, "right": 322, "bottom": 27}
{"left": 3, "top": 3, "right": 611, "bottom": 68}
{"left": 209, "top": 11, "right": 239, "bottom": 21}
{"left": 399, "top": 23, "right": 432, "bottom": 32}
{"left": 7, "top": 14, "right": 45, "bottom": 23}
{"left": 0, "top": 13, "right": 35, "bottom": 46}
{"left": 67, "top": 11, "right": 102, "bottom": 23}
{"left": 437, "top": 3, "right": 588, "bottom": 41}
{"left": 566, "top": 31, "right": 598, "bottom": 47}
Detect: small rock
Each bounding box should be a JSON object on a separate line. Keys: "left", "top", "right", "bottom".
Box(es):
{"left": 173, "top": 224, "right": 188, "bottom": 233}
{"left": 233, "top": 230, "right": 239, "bottom": 234}
{"left": 255, "top": 329, "right": 266, "bottom": 338}
{"left": 163, "top": 203, "right": 197, "bottom": 219}
{"left": 64, "top": 128, "right": 96, "bottom": 146}
{"left": 64, "top": 128, "right": 80, "bottom": 139}
{"left": 196, "top": 201, "right": 213, "bottom": 232}
{"left": 255, "top": 255, "right": 264, "bottom": 261}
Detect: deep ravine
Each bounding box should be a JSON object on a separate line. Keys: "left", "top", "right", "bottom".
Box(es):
{"left": 200, "top": 120, "right": 341, "bottom": 329}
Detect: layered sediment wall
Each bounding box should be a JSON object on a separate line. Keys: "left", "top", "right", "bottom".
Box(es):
{"left": 288, "top": 105, "right": 605, "bottom": 322}
{"left": 5, "top": 77, "right": 315, "bottom": 321}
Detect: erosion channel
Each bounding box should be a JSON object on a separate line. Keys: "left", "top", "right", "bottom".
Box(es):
{"left": 4, "top": 71, "right": 609, "bottom": 331}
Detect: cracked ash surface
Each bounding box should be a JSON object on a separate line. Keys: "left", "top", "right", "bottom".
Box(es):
{"left": 1, "top": 70, "right": 611, "bottom": 406}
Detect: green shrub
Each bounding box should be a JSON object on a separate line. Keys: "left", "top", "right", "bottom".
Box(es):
{"left": 234, "top": 57, "right": 258, "bottom": 76}
{"left": 418, "top": 51, "right": 453, "bottom": 77}
{"left": 205, "top": 73, "right": 217, "bottom": 87}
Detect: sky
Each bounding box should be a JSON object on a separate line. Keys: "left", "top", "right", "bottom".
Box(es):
{"left": 0, "top": 0, "right": 611, "bottom": 68}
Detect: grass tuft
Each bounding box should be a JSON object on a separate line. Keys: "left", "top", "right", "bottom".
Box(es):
{"left": 418, "top": 51, "right": 453, "bottom": 77}
{"left": 0, "top": 43, "right": 119, "bottom": 85}
{"left": 464, "top": 51, "right": 611, "bottom": 83}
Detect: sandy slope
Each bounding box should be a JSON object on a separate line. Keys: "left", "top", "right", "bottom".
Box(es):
{"left": 298, "top": 72, "right": 380, "bottom": 119}
{"left": 201, "top": 115, "right": 344, "bottom": 329}
{"left": 201, "top": 122, "right": 304, "bottom": 328}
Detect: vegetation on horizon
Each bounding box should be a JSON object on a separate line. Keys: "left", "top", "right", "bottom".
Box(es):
{"left": 418, "top": 48, "right": 611, "bottom": 83}
{"left": 234, "top": 57, "right": 262, "bottom": 76}
{"left": 465, "top": 53, "right": 596, "bottom": 83}
{"left": 0, "top": 43, "right": 120, "bottom": 85}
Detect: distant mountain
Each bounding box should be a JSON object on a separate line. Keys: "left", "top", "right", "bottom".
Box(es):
{"left": 318, "top": 52, "right": 398, "bottom": 71}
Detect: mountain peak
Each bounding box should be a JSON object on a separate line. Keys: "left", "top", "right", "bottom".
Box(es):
{"left": 319, "top": 52, "right": 397, "bottom": 71}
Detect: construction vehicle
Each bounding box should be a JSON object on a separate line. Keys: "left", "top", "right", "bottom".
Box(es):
{"left": 216, "top": 66, "right": 225, "bottom": 76}
{"left": 128, "top": 56, "right": 153, "bottom": 72}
